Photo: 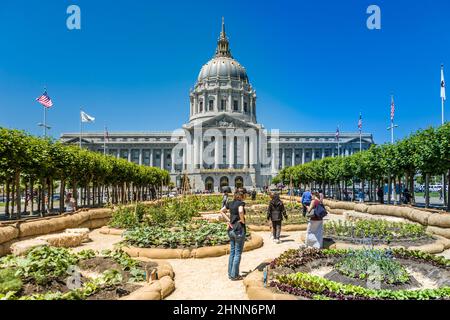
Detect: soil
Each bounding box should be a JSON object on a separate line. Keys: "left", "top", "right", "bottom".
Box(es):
{"left": 86, "top": 283, "right": 142, "bottom": 300}
{"left": 21, "top": 277, "right": 72, "bottom": 296}
{"left": 271, "top": 255, "right": 450, "bottom": 294}
{"left": 19, "top": 256, "right": 155, "bottom": 300}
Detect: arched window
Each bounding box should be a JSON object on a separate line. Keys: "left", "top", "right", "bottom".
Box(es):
{"left": 220, "top": 176, "right": 229, "bottom": 190}
{"left": 205, "top": 177, "right": 214, "bottom": 192}
{"left": 235, "top": 176, "right": 244, "bottom": 189}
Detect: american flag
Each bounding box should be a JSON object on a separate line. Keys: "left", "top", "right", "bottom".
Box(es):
{"left": 441, "top": 65, "right": 446, "bottom": 101}
{"left": 335, "top": 127, "right": 340, "bottom": 140}
{"left": 390, "top": 95, "right": 395, "bottom": 121}
{"left": 358, "top": 113, "right": 362, "bottom": 131}
{"left": 36, "top": 90, "right": 53, "bottom": 108}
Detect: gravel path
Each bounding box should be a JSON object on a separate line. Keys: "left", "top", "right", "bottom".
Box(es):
{"left": 71, "top": 228, "right": 123, "bottom": 253}
{"left": 165, "top": 230, "right": 303, "bottom": 300}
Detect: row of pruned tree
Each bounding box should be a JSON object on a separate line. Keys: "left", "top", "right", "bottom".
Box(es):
{"left": 0, "top": 128, "right": 170, "bottom": 219}
{"left": 275, "top": 123, "right": 450, "bottom": 210}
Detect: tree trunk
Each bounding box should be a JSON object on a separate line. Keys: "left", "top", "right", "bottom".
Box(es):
{"left": 29, "top": 179, "right": 34, "bottom": 215}
{"left": 387, "top": 177, "right": 392, "bottom": 205}
{"left": 60, "top": 179, "right": 65, "bottom": 213}
{"left": 447, "top": 169, "right": 450, "bottom": 212}
{"left": 5, "top": 180, "right": 10, "bottom": 217}
{"left": 409, "top": 174, "right": 414, "bottom": 205}
{"left": 425, "top": 173, "right": 430, "bottom": 208}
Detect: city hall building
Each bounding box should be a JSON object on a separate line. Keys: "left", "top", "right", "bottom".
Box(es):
{"left": 61, "top": 20, "right": 374, "bottom": 191}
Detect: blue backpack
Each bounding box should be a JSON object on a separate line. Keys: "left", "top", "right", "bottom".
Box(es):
{"left": 314, "top": 203, "right": 328, "bottom": 219}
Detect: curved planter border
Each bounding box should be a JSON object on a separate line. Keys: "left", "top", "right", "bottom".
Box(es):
{"left": 299, "top": 233, "right": 450, "bottom": 254}
{"left": 120, "top": 260, "right": 175, "bottom": 300}
{"left": 243, "top": 267, "right": 298, "bottom": 300}
{"left": 99, "top": 226, "right": 126, "bottom": 236}
{"left": 0, "top": 208, "right": 114, "bottom": 257}
{"left": 248, "top": 224, "right": 307, "bottom": 232}
{"left": 120, "top": 233, "right": 264, "bottom": 259}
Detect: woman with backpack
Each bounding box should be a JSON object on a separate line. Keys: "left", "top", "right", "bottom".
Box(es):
{"left": 305, "top": 192, "right": 326, "bottom": 249}
{"left": 220, "top": 190, "right": 247, "bottom": 281}
{"left": 267, "top": 193, "right": 288, "bottom": 244}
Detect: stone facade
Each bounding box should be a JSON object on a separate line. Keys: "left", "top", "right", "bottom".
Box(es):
{"left": 60, "top": 19, "right": 374, "bottom": 192}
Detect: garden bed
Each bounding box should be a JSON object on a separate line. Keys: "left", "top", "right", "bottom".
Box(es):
{"left": 319, "top": 219, "right": 450, "bottom": 253}
{"left": 246, "top": 248, "right": 450, "bottom": 300}
{"left": 0, "top": 246, "right": 175, "bottom": 300}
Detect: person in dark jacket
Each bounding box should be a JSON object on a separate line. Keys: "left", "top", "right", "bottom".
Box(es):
{"left": 267, "top": 193, "right": 288, "bottom": 243}
{"left": 377, "top": 187, "right": 384, "bottom": 204}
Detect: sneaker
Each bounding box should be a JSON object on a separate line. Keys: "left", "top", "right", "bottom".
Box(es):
{"left": 230, "top": 275, "right": 244, "bottom": 281}
{"left": 277, "top": 239, "right": 282, "bottom": 244}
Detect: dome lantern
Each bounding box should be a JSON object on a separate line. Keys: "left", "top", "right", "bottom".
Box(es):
{"left": 215, "top": 17, "right": 232, "bottom": 58}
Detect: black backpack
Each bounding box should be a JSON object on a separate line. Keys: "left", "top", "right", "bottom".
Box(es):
{"left": 314, "top": 203, "right": 328, "bottom": 219}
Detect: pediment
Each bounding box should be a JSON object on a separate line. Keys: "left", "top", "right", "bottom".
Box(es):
{"left": 63, "top": 137, "right": 92, "bottom": 144}
{"left": 185, "top": 114, "right": 259, "bottom": 130}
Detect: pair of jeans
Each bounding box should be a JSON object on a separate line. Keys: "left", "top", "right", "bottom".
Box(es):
{"left": 271, "top": 220, "right": 282, "bottom": 240}
{"left": 228, "top": 228, "right": 246, "bottom": 279}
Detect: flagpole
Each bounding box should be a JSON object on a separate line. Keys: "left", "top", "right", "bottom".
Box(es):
{"left": 80, "top": 108, "right": 82, "bottom": 148}
{"left": 43, "top": 106, "right": 47, "bottom": 137}
{"left": 104, "top": 124, "right": 107, "bottom": 156}
{"left": 441, "top": 64, "right": 446, "bottom": 207}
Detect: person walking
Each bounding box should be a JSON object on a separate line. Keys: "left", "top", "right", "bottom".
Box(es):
{"left": 358, "top": 189, "right": 365, "bottom": 203}
{"left": 220, "top": 190, "right": 247, "bottom": 281}
{"left": 65, "top": 193, "right": 76, "bottom": 212}
{"left": 377, "top": 187, "right": 384, "bottom": 204}
{"left": 300, "top": 188, "right": 312, "bottom": 217}
{"left": 304, "top": 192, "right": 325, "bottom": 249}
{"left": 267, "top": 193, "right": 288, "bottom": 244}
{"left": 318, "top": 189, "right": 324, "bottom": 202}
{"left": 221, "top": 189, "right": 230, "bottom": 209}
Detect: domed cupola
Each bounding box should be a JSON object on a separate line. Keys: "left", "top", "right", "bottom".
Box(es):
{"left": 189, "top": 18, "right": 257, "bottom": 125}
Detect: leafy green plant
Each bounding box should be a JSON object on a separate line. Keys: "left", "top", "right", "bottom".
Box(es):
{"left": 275, "top": 272, "right": 450, "bottom": 300}
{"left": 324, "top": 219, "right": 430, "bottom": 243}
{"left": 334, "top": 249, "right": 410, "bottom": 284}
{"left": 124, "top": 220, "right": 231, "bottom": 248}
{"left": 0, "top": 246, "right": 79, "bottom": 285}
{"left": 0, "top": 269, "right": 22, "bottom": 294}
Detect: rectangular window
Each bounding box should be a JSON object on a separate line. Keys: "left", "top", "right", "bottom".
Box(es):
{"left": 199, "top": 101, "right": 203, "bottom": 112}
{"left": 143, "top": 150, "right": 151, "bottom": 166}
{"left": 131, "top": 149, "right": 140, "bottom": 164}
{"left": 233, "top": 100, "right": 238, "bottom": 111}
{"left": 209, "top": 100, "right": 214, "bottom": 111}
{"left": 120, "top": 150, "right": 128, "bottom": 160}
{"left": 244, "top": 102, "right": 248, "bottom": 113}
{"left": 221, "top": 99, "right": 226, "bottom": 111}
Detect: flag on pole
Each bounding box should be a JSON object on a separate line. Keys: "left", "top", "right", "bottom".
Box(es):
{"left": 358, "top": 113, "right": 362, "bottom": 130}
{"left": 441, "top": 65, "right": 446, "bottom": 101}
{"left": 390, "top": 95, "right": 395, "bottom": 121}
{"left": 81, "top": 110, "right": 95, "bottom": 122}
{"left": 36, "top": 91, "right": 53, "bottom": 108}
{"left": 335, "top": 127, "right": 340, "bottom": 140}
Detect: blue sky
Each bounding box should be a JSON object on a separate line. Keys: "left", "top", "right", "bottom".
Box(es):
{"left": 0, "top": 0, "right": 449, "bottom": 144}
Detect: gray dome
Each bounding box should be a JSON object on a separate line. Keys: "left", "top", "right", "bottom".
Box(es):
{"left": 197, "top": 57, "right": 248, "bottom": 83}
